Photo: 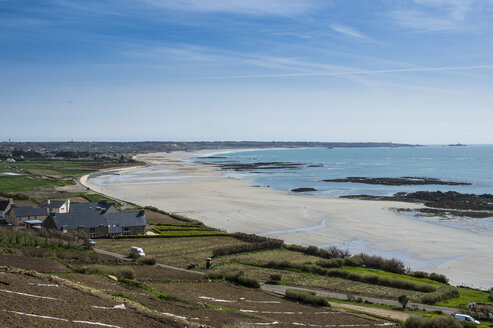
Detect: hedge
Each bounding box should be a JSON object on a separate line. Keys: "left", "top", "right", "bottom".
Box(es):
{"left": 264, "top": 260, "right": 436, "bottom": 292}
{"left": 285, "top": 289, "right": 329, "bottom": 307}
{"left": 112, "top": 232, "right": 231, "bottom": 239}
{"left": 420, "top": 286, "right": 460, "bottom": 304}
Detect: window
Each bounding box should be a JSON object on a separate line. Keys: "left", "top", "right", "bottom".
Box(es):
{"left": 123, "top": 227, "right": 131, "bottom": 235}
{"left": 89, "top": 232, "right": 96, "bottom": 238}
{"left": 78, "top": 225, "right": 84, "bottom": 232}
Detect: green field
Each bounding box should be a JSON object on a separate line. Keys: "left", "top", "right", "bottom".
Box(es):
{"left": 0, "top": 175, "right": 72, "bottom": 193}
{"left": 0, "top": 159, "right": 137, "bottom": 193}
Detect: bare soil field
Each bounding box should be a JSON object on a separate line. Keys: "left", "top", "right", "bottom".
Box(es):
{"left": 145, "top": 210, "right": 187, "bottom": 225}
{"left": 0, "top": 254, "right": 69, "bottom": 272}
{"left": 0, "top": 267, "right": 194, "bottom": 328}
{"left": 132, "top": 264, "right": 205, "bottom": 282}
{"left": 152, "top": 280, "right": 397, "bottom": 327}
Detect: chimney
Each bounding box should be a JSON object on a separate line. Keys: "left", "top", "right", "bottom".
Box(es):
{"left": 66, "top": 199, "right": 70, "bottom": 212}
{"left": 47, "top": 200, "right": 51, "bottom": 205}
{"left": 138, "top": 209, "right": 145, "bottom": 217}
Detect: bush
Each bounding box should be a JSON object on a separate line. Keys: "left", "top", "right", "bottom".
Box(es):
{"left": 79, "top": 265, "right": 136, "bottom": 279}
{"left": 237, "top": 275, "right": 260, "bottom": 288}
{"left": 270, "top": 273, "right": 282, "bottom": 282}
{"left": 358, "top": 253, "right": 406, "bottom": 274}
{"left": 205, "top": 270, "right": 260, "bottom": 288}
{"left": 137, "top": 256, "right": 157, "bottom": 265}
{"left": 212, "top": 238, "right": 283, "bottom": 258}
{"left": 205, "top": 271, "right": 224, "bottom": 280}
{"left": 317, "top": 258, "right": 345, "bottom": 268}
{"left": 429, "top": 272, "right": 449, "bottom": 284}
{"left": 284, "top": 244, "right": 350, "bottom": 259}
{"left": 285, "top": 289, "right": 329, "bottom": 307}
{"left": 398, "top": 294, "right": 410, "bottom": 310}
{"left": 405, "top": 315, "right": 461, "bottom": 328}
{"left": 409, "top": 271, "right": 449, "bottom": 284}
{"left": 420, "top": 286, "right": 460, "bottom": 304}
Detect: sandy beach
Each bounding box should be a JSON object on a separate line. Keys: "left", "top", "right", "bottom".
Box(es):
{"left": 81, "top": 150, "right": 493, "bottom": 289}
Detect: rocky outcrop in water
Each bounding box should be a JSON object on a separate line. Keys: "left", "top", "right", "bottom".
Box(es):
{"left": 207, "top": 162, "right": 304, "bottom": 171}
{"left": 323, "top": 176, "right": 471, "bottom": 186}
{"left": 343, "top": 191, "right": 493, "bottom": 212}
{"left": 291, "top": 188, "right": 317, "bottom": 192}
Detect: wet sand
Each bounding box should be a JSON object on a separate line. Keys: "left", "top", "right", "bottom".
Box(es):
{"left": 81, "top": 151, "right": 493, "bottom": 289}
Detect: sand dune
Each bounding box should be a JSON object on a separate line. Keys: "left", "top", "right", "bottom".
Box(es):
{"left": 81, "top": 151, "right": 493, "bottom": 289}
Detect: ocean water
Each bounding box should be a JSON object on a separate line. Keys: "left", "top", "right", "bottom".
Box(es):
{"left": 194, "top": 145, "right": 493, "bottom": 197}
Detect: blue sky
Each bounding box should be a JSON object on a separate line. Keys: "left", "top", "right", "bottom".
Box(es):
{"left": 1, "top": 0, "right": 493, "bottom": 143}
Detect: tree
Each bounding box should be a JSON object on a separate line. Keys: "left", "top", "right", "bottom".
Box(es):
{"left": 398, "top": 294, "right": 410, "bottom": 310}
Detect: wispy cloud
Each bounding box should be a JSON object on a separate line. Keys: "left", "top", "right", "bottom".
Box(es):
{"left": 389, "top": 10, "right": 457, "bottom": 31}
{"left": 330, "top": 23, "right": 367, "bottom": 39}
{"left": 172, "top": 64, "right": 493, "bottom": 81}
{"left": 389, "top": 0, "right": 478, "bottom": 31}
{"left": 144, "top": 0, "right": 318, "bottom": 16}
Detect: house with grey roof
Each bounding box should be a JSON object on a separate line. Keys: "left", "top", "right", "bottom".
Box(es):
{"left": 5, "top": 206, "right": 49, "bottom": 226}
{"left": 42, "top": 204, "right": 146, "bottom": 238}
{"left": 0, "top": 198, "right": 14, "bottom": 220}
{"left": 40, "top": 199, "right": 70, "bottom": 213}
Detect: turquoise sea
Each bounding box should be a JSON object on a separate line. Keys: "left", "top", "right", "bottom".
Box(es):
{"left": 194, "top": 145, "right": 493, "bottom": 197}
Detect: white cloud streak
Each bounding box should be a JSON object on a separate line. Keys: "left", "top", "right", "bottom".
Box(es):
{"left": 389, "top": 0, "right": 481, "bottom": 31}
{"left": 330, "top": 23, "right": 367, "bottom": 39}
{"left": 176, "top": 65, "right": 493, "bottom": 81}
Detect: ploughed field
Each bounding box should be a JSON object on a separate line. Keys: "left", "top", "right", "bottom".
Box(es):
{"left": 0, "top": 267, "right": 185, "bottom": 328}
{"left": 0, "top": 264, "right": 396, "bottom": 328}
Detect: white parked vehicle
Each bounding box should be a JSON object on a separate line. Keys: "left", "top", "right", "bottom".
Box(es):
{"left": 454, "top": 314, "right": 480, "bottom": 325}
{"left": 129, "top": 246, "right": 145, "bottom": 258}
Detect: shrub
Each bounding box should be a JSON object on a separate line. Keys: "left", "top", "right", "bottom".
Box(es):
{"left": 270, "top": 273, "right": 282, "bottom": 282}
{"left": 405, "top": 315, "right": 461, "bottom": 328}
{"left": 237, "top": 275, "right": 260, "bottom": 288}
{"left": 205, "top": 271, "right": 224, "bottom": 280}
{"left": 489, "top": 289, "right": 493, "bottom": 301}
{"left": 137, "top": 256, "right": 157, "bottom": 265}
{"left": 398, "top": 294, "right": 410, "bottom": 310}
{"left": 317, "top": 258, "right": 345, "bottom": 268}
{"left": 205, "top": 270, "right": 260, "bottom": 288}
{"left": 421, "top": 286, "right": 460, "bottom": 304}
{"left": 212, "top": 239, "right": 283, "bottom": 258}
{"left": 409, "top": 271, "right": 449, "bottom": 284}
{"left": 285, "top": 289, "right": 329, "bottom": 307}
{"left": 358, "top": 253, "right": 406, "bottom": 274}
{"left": 284, "top": 244, "right": 350, "bottom": 259}
{"left": 429, "top": 272, "right": 449, "bottom": 284}
{"left": 79, "top": 265, "right": 136, "bottom": 280}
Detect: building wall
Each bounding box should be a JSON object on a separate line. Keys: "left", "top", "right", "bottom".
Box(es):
{"left": 83, "top": 226, "right": 108, "bottom": 238}
{"left": 6, "top": 214, "right": 48, "bottom": 226}
{"left": 129, "top": 226, "right": 146, "bottom": 235}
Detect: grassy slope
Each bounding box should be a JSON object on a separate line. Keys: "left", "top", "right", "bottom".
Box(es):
{"left": 0, "top": 159, "right": 136, "bottom": 193}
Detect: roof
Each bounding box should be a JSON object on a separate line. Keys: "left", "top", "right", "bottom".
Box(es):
{"left": 25, "top": 219, "right": 43, "bottom": 224}
{"left": 46, "top": 210, "right": 107, "bottom": 230}
{"left": 11, "top": 207, "right": 48, "bottom": 218}
{"left": 45, "top": 210, "right": 146, "bottom": 234}
{"left": 70, "top": 201, "right": 116, "bottom": 212}
{"left": 40, "top": 200, "right": 67, "bottom": 209}
{"left": 107, "top": 211, "right": 146, "bottom": 234}
{"left": 0, "top": 200, "right": 11, "bottom": 212}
